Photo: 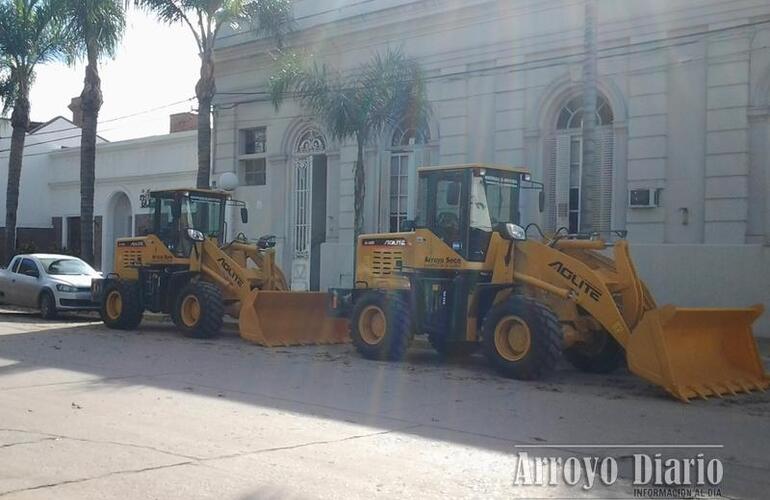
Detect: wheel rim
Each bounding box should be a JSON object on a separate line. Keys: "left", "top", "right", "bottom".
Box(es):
{"left": 180, "top": 295, "right": 201, "bottom": 328}
{"left": 41, "top": 295, "right": 51, "bottom": 315}
{"left": 358, "top": 305, "right": 387, "bottom": 345}
{"left": 105, "top": 291, "right": 122, "bottom": 320}
{"left": 494, "top": 315, "right": 532, "bottom": 362}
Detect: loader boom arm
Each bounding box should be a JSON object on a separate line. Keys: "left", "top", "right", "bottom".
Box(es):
{"left": 509, "top": 239, "right": 633, "bottom": 347}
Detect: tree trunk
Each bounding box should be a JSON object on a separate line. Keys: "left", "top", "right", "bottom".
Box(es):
{"left": 79, "top": 59, "right": 103, "bottom": 265}
{"left": 580, "top": 0, "right": 598, "bottom": 234}
{"left": 4, "top": 95, "right": 30, "bottom": 263}
{"left": 195, "top": 49, "right": 216, "bottom": 189}
{"left": 353, "top": 135, "right": 366, "bottom": 239}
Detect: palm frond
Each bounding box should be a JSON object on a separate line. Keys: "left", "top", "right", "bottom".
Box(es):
{"left": 58, "top": 0, "right": 126, "bottom": 63}
{"left": 0, "top": 0, "right": 68, "bottom": 110}
{"left": 270, "top": 47, "right": 430, "bottom": 146}
{"left": 134, "top": 0, "right": 187, "bottom": 24}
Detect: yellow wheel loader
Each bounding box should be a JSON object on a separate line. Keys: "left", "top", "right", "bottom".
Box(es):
{"left": 329, "top": 164, "right": 769, "bottom": 402}
{"left": 92, "top": 188, "right": 348, "bottom": 346}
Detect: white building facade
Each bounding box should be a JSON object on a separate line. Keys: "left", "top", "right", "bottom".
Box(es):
{"left": 211, "top": 0, "right": 770, "bottom": 332}
{"left": 1, "top": 0, "right": 770, "bottom": 332}
{"left": 0, "top": 117, "right": 196, "bottom": 271}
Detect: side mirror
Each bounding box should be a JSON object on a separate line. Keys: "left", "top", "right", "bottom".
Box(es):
{"left": 446, "top": 182, "right": 460, "bottom": 206}
{"left": 497, "top": 223, "right": 527, "bottom": 241}
{"left": 539, "top": 191, "right": 545, "bottom": 213}
{"left": 240, "top": 207, "right": 249, "bottom": 224}
{"left": 186, "top": 228, "right": 205, "bottom": 242}
{"left": 401, "top": 220, "right": 416, "bottom": 232}
{"left": 25, "top": 269, "right": 39, "bottom": 278}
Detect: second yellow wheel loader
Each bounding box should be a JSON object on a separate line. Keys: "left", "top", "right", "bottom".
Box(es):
{"left": 92, "top": 188, "right": 347, "bottom": 346}
{"left": 329, "top": 164, "right": 769, "bottom": 402}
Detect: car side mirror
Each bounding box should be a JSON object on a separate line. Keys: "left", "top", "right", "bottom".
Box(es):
{"left": 446, "top": 182, "right": 460, "bottom": 206}
{"left": 539, "top": 191, "right": 545, "bottom": 213}
{"left": 241, "top": 207, "right": 249, "bottom": 224}
{"left": 401, "top": 220, "right": 416, "bottom": 232}
{"left": 25, "top": 269, "right": 39, "bottom": 278}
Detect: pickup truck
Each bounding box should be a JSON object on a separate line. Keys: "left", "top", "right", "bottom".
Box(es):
{"left": 0, "top": 253, "right": 101, "bottom": 319}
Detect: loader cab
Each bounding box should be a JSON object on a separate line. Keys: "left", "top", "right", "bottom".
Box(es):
{"left": 151, "top": 189, "right": 228, "bottom": 256}
{"left": 414, "top": 165, "right": 541, "bottom": 262}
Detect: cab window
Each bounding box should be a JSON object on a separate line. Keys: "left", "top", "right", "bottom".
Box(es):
{"left": 434, "top": 178, "right": 463, "bottom": 251}
{"left": 154, "top": 196, "right": 180, "bottom": 253}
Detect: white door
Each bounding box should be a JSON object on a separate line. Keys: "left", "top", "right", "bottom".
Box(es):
{"left": 291, "top": 155, "right": 313, "bottom": 291}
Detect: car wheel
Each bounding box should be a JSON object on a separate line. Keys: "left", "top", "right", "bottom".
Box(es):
{"left": 39, "top": 291, "right": 58, "bottom": 320}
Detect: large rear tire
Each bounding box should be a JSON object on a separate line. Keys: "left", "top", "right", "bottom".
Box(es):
{"left": 482, "top": 296, "right": 561, "bottom": 380}
{"left": 564, "top": 330, "right": 625, "bottom": 374}
{"left": 174, "top": 281, "right": 224, "bottom": 339}
{"left": 101, "top": 281, "right": 143, "bottom": 330}
{"left": 350, "top": 292, "right": 412, "bottom": 361}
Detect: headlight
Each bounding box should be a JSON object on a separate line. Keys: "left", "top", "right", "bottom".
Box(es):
{"left": 505, "top": 223, "right": 527, "bottom": 241}
{"left": 56, "top": 284, "right": 79, "bottom": 293}
{"left": 186, "top": 228, "right": 205, "bottom": 242}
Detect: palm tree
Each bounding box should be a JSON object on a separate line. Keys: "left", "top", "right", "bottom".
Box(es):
{"left": 136, "top": 0, "right": 293, "bottom": 189}
{"left": 60, "top": 0, "right": 126, "bottom": 265}
{"left": 269, "top": 48, "right": 430, "bottom": 240}
{"left": 0, "top": 0, "right": 67, "bottom": 262}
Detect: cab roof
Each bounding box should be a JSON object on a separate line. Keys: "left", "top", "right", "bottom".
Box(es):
{"left": 151, "top": 188, "right": 229, "bottom": 199}
{"left": 417, "top": 164, "right": 531, "bottom": 175}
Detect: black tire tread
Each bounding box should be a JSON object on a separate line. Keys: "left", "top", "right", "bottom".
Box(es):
{"left": 39, "top": 290, "right": 57, "bottom": 320}
{"left": 564, "top": 330, "right": 625, "bottom": 374}
{"left": 482, "top": 295, "right": 562, "bottom": 380}
{"left": 350, "top": 291, "right": 411, "bottom": 361}
{"left": 175, "top": 281, "right": 224, "bottom": 339}
{"left": 101, "top": 280, "right": 143, "bottom": 330}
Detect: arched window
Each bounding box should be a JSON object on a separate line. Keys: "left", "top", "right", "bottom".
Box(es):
{"left": 296, "top": 127, "right": 326, "bottom": 154}
{"left": 556, "top": 94, "right": 614, "bottom": 130}
{"left": 389, "top": 121, "right": 430, "bottom": 232}
{"left": 547, "top": 93, "right": 615, "bottom": 234}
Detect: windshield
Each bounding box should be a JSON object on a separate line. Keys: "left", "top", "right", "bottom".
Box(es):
{"left": 181, "top": 194, "right": 224, "bottom": 239}
{"left": 470, "top": 173, "right": 520, "bottom": 231}
{"left": 39, "top": 258, "right": 95, "bottom": 276}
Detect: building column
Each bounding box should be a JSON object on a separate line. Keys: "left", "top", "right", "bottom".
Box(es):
{"left": 704, "top": 33, "right": 751, "bottom": 243}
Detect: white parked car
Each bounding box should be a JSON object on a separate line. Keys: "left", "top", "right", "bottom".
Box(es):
{"left": 0, "top": 254, "right": 102, "bottom": 319}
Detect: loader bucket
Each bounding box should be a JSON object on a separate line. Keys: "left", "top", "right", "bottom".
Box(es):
{"left": 238, "top": 290, "right": 350, "bottom": 347}
{"left": 626, "top": 304, "right": 768, "bottom": 402}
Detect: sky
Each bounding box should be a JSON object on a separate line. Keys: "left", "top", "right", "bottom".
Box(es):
{"left": 29, "top": 10, "right": 201, "bottom": 142}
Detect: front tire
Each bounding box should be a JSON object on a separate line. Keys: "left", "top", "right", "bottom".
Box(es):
{"left": 39, "top": 291, "right": 57, "bottom": 320}
{"left": 174, "top": 281, "right": 224, "bottom": 339}
{"left": 564, "top": 330, "right": 625, "bottom": 374}
{"left": 350, "top": 292, "right": 412, "bottom": 361}
{"left": 101, "top": 281, "right": 143, "bottom": 330}
{"left": 482, "top": 296, "right": 562, "bottom": 380}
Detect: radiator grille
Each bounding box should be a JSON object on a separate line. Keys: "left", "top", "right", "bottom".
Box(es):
{"left": 371, "top": 250, "right": 403, "bottom": 277}
{"left": 121, "top": 249, "right": 143, "bottom": 268}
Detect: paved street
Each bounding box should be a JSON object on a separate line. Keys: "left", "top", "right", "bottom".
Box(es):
{"left": 0, "top": 312, "right": 768, "bottom": 499}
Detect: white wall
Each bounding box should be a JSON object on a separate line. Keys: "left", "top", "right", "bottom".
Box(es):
{"left": 633, "top": 244, "right": 770, "bottom": 337}
{"left": 0, "top": 118, "right": 86, "bottom": 229}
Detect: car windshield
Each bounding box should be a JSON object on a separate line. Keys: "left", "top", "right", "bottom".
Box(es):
{"left": 39, "top": 258, "right": 94, "bottom": 276}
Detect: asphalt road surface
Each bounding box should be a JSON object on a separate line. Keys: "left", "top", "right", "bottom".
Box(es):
{"left": 0, "top": 312, "right": 768, "bottom": 499}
